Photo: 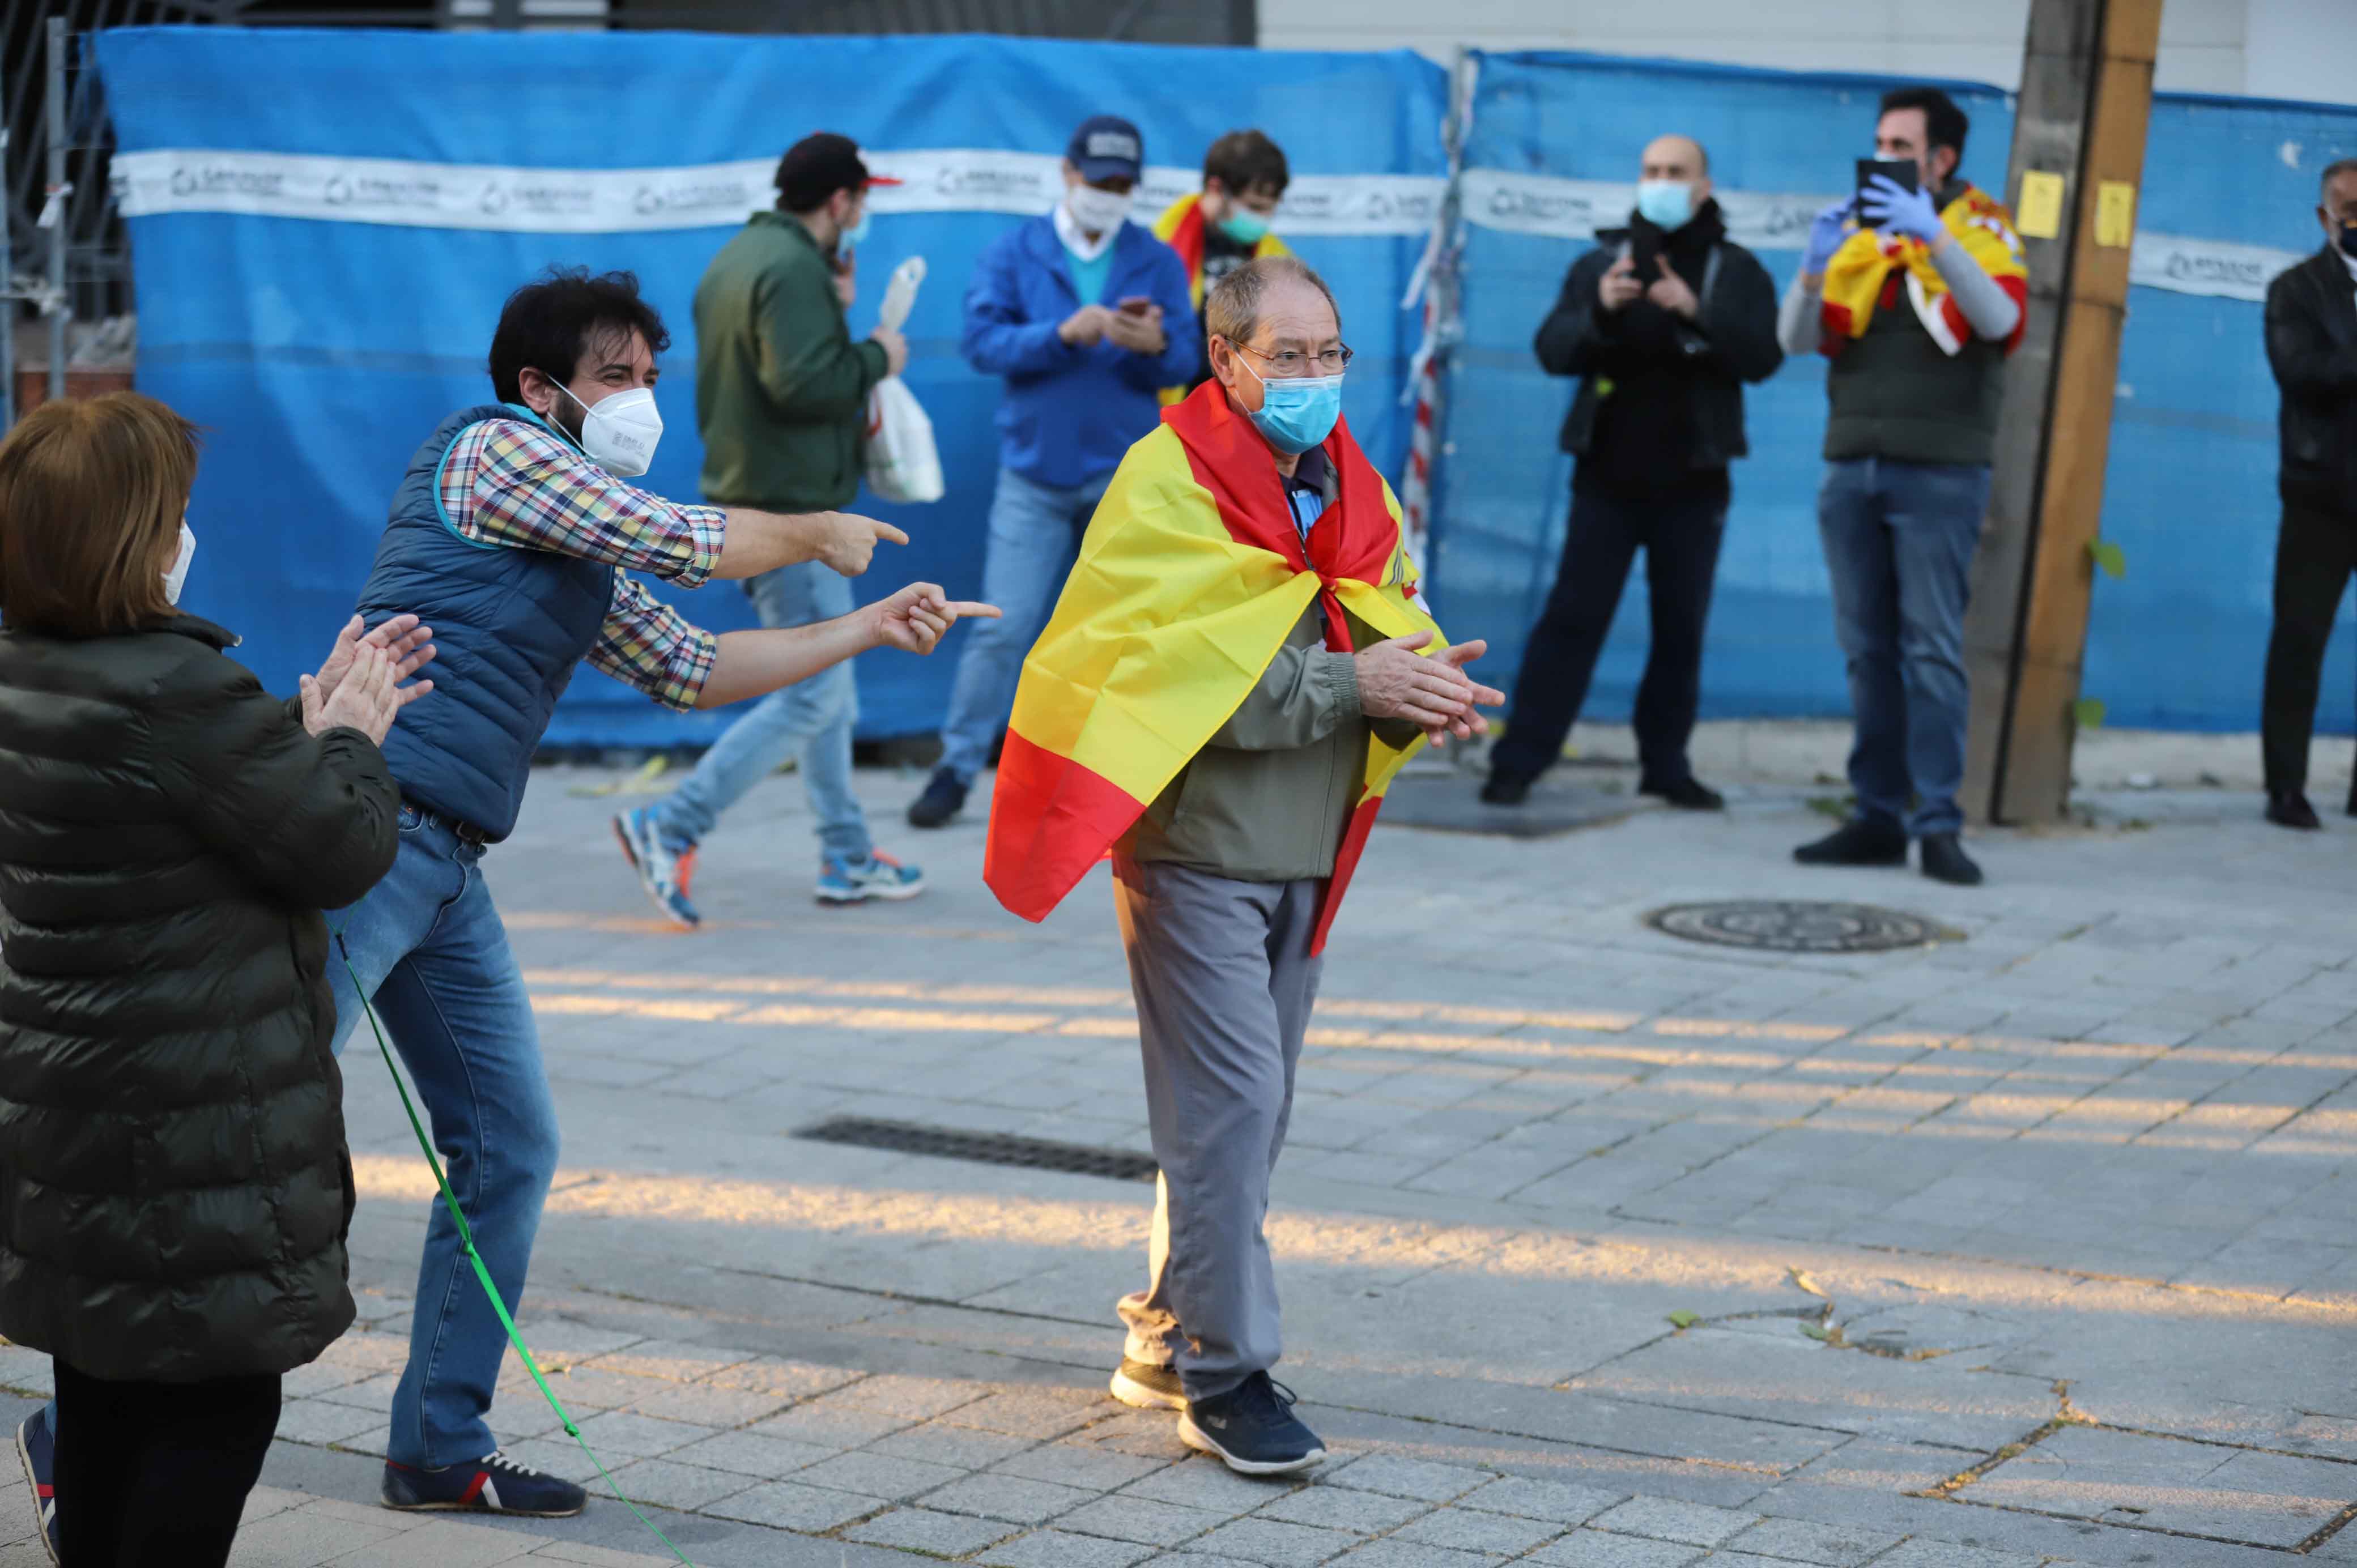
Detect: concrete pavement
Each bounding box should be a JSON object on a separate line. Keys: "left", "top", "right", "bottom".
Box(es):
{"left": 6, "top": 730, "right": 2355, "bottom": 1567}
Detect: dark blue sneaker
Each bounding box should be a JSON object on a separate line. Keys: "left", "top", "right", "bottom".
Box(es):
{"left": 907, "top": 767, "right": 968, "bottom": 829}
{"left": 15, "top": 1408, "right": 59, "bottom": 1563}
{"left": 1179, "top": 1371, "right": 1326, "bottom": 1476}
{"left": 381, "top": 1450, "right": 586, "bottom": 1516}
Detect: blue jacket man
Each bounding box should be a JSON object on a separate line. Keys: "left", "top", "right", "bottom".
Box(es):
{"left": 907, "top": 113, "right": 1197, "bottom": 828}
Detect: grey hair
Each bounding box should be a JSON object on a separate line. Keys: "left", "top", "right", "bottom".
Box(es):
{"left": 2325, "top": 157, "right": 2357, "bottom": 197}
{"left": 1205, "top": 255, "right": 1342, "bottom": 348}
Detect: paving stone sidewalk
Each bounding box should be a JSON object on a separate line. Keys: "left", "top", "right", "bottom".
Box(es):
{"left": 7, "top": 745, "right": 2354, "bottom": 1567}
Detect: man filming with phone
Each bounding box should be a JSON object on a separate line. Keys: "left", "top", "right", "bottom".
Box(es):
{"left": 1780, "top": 87, "right": 2027, "bottom": 888}
{"left": 1484, "top": 134, "right": 1781, "bottom": 812}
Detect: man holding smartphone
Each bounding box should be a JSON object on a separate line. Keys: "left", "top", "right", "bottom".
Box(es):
{"left": 1780, "top": 87, "right": 2027, "bottom": 887}
{"left": 615, "top": 133, "right": 928, "bottom": 921}
{"left": 909, "top": 114, "right": 1198, "bottom": 828}
{"left": 1484, "top": 134, "right": 1782, "bottom": 811}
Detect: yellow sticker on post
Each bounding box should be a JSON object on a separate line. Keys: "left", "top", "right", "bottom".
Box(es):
{"left": 2095, "top": 181, "right": 2138, "bottom": 248}
{"left": 2016, "top": 170, "right": 2066, "bottom": 240}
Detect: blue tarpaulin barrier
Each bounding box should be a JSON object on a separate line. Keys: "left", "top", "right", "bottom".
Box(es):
{"left": 96, "top": 27, "right": 1445, "bottom": 746}
{"left": 1434, "top": 49, "right": 2357, "bottom": 736}
{"left": 92, "top": 31, "right": 2357, "bottom": 744}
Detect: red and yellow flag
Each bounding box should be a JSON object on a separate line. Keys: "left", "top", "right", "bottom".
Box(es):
{"left": 984, "top": 381, "right": 1440, "bottom": 955}
{"left": 1819, "top": 183, "right": 2028, "bottom": 357}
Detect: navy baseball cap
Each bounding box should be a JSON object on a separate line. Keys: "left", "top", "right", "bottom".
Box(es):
{"left": 1066, "top": 115, "right": 1145, "bottom": 184}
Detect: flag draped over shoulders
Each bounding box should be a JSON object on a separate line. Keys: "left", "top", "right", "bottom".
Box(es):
{"left": 984, "top": 380, "right": 1439, "bottom": 954}
{"left": 1819, "top": 183, "right": 2028, "bottom": 357}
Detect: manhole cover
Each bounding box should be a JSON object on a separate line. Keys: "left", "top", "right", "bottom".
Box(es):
{"left": 1644, "top": 900, "right": 1960, "bottom": 953}
{"left": 794, "top": 1116, "right": 1158, "bottom": 1182}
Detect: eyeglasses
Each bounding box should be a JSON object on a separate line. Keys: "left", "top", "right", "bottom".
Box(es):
{"left": 1227, "top": 339, "right": 1354, "bottom": 377}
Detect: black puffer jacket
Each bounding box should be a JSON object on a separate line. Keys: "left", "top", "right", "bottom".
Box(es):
{"left": 0, "top": 615, "right": 399, "bottom": 1381}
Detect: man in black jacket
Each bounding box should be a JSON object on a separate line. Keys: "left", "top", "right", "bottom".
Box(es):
{"left": 1483, "top": 135, "right": 1782, "bottom": 808}
{"left": 2258, "top": 156, "right": 2357, "bottom": 830}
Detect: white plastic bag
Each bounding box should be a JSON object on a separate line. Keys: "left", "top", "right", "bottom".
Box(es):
{"left": 864, "top": 257, "right": 944, "bottom": 504}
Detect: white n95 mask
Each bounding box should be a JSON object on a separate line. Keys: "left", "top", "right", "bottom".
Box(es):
{"left": 556, "top": 384, "right": 662, "bottom": 478}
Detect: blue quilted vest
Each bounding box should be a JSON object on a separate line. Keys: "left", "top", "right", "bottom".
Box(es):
{"left": 354, "top": 403, "right": 615, "bottom": 842}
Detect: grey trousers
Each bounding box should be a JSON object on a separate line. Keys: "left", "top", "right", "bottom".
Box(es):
{"left": 1112, "top": 857, "right": 1325, "bottom": 1401}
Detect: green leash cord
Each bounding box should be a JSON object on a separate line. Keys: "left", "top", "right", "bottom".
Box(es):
{"left": 337, "top": 935, "right": 697, "bottom": 1566}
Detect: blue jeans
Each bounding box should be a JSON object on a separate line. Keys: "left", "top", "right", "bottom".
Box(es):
{"left": 325, "top": 807, "right": 559, "bottom": 1470}
{"left": 650, "top": 561, "right": 870, "bottom": 863}
{"left": 937, "top": 465, "right": 1111, "bottom": 785}
{"left": 1817, "top": 457, "right": 1991, "bottom": 838}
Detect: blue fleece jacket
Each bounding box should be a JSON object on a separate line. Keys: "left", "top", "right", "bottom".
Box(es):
{"left": 961, "top": 215, "right": 1200, "bottom": 488}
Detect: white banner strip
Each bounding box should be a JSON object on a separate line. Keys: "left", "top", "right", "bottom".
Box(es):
{"left": 110, "top": 150, "right": 2301, "bottom": 302}
{"left": 110, "top": 147, "right": 1441, "bottom": 238}
{"left": 1458, "top": 169, "right": 2299, "bottom": 302}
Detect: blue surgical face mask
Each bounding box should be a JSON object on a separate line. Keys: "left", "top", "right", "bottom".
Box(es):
{"left": 1216, "top": 204, "right": 1272, "bottom": 246}
{"left": 2341, "top": 220, "right": 2357, "bottom": 258}
{"left": 840, "top": 200, "right": 871, "bottom": 252}
{"left": 1231, "top": 349, "right": 1343, "bottom": 455}
{"left": 1635, "top": 178, "right": 1694, "bottom": 231}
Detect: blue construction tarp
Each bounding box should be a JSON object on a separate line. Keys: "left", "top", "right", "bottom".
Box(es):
{"left": 96, "top": 27, "right": 1446, "bottom": 746}
{"left": 1435, "top": 49, "right": 2357, "bottom": 736}
{"left": 92, "top": 30, "right": 2357, "bottom": 744}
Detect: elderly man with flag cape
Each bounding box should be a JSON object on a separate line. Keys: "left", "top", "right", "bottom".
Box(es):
{"left": 985, "top": 255, "right": 1500, "bottom": 1475}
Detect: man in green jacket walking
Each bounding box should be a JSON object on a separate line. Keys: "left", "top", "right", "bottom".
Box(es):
{"left": 618, "top": 133, "right": 923, "bottom": 922}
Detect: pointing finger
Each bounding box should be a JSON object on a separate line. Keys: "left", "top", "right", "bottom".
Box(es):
{"left": 870, "top": 521, "right": 912, "bottom": 546}
{"left": 944, "top": 601, "right": 1002, "bottom": 620}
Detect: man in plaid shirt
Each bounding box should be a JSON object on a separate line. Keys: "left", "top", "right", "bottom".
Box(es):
{"left": 317, "top": 270, "right": 994, "bottom": 1521}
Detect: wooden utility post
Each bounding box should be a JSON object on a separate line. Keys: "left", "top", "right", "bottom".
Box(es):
{"left": 1961, "top": 0, "right": 2162, "bottom": 824}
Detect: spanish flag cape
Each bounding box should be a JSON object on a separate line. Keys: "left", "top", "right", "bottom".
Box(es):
{"left": 1819, "top": 183, "right": 2028, "bottom": 357}
{"left": 984, "top": 380, "right": 1440, "bottom": 955}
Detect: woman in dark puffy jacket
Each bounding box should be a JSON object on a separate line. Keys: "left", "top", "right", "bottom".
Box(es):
{"left": 0, "top": 393, "right": 433, "bottom": 1566}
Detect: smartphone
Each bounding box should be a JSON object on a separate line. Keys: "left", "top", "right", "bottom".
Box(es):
{"left": 1116, "top": 296, "right": 1155, "bottom": 318}
{"left": 1626, "top": 228, "right": 1661, "bottom": 281}
{"left": 1855, "top": 156, "right": 1921, "bottom": 215}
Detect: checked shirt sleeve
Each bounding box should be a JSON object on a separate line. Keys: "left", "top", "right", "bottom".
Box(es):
{"left": 589, "top": 575, "right": 718, "bottom": 712}
{"left": 445, "top": 418, "right": 725, "bottom": 586}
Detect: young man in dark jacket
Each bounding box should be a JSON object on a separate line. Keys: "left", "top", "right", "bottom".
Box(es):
{"left": 1483, "top": 134, "right": 1781, "bottom": 809}
{"left": 615, "top": 133, "right": 929, "bottom": 918}
{"left": 2257, "top": 156, "right": 2357, "bottom": 830}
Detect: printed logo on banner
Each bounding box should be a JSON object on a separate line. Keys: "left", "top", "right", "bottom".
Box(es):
{"left": 324, "top": 172, "right": 444, "bottom": 212}
{"left": 1461, "top": 171, "right": 1838, "bottom": 250}
{"left": 2130, "top": 232, "right": 2299, "bottom": 303}
{"left": 1274, "top": 176, "right": 1441, "bottom": 237}
{"left": 633, "top": 174, "right": 763, "bottom": 220}
{"left": 1464, "top": 171, "right": 1607, "bottom": 239}
{"left": 166, "top": 161, "right": 290, "bottom": 202}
